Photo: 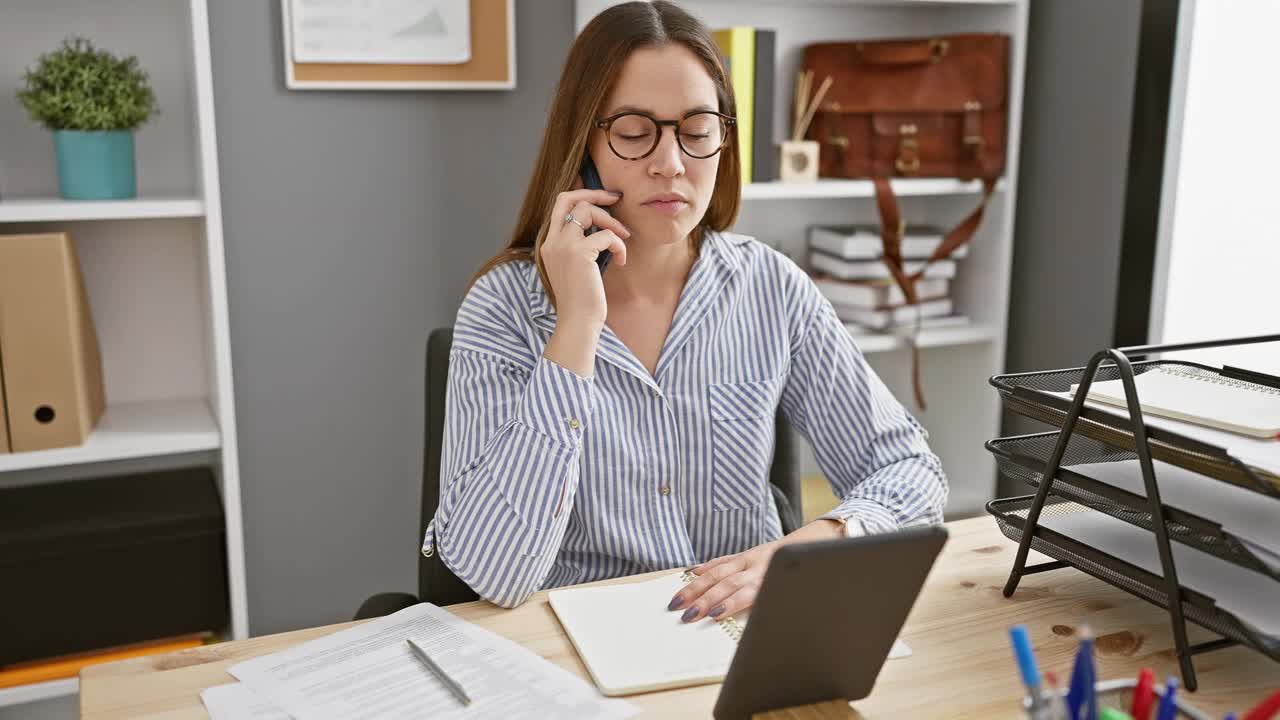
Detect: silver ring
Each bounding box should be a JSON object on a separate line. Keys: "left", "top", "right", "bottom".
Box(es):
{"left": 564, "top": 213, "right": 586, "bottom": 230}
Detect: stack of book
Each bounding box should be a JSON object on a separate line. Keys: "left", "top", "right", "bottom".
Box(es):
{"left": 807, "top": 224, "right": 970, "bottom": 332}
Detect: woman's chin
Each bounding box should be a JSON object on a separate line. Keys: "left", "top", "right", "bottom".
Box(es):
{"left": 628, "top": 220, "right": 696, "bottom": 246}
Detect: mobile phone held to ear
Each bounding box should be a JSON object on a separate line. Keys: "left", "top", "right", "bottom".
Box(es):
{"left": 579, "top": 154, "right": 612, "bottom": 274}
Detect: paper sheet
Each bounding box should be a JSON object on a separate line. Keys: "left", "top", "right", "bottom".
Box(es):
{"left": 200, "top": 683, "right": 290, "bottom": 720}
{"left": 228, "top": 603, "right": 638, "bottom": 720}
{"left": 1067, "top": 458, "right": 1280, "bottom": 555}
{"left": 1040, "top": 507, "right": 1280, "bottom": 639}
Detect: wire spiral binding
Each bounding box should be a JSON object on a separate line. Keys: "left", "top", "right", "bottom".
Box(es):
{"left": 1158, "top": 364, "right": 1280, "bottom": 397}
{"left": 679, "top": 570, "right": 746, "bottom": 642}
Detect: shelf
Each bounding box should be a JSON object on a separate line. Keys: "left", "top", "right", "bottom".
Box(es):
{"left": 0, "top": 678, "right": 78, "bottom": 709}
{"left": 847, "top": 322, "right": 998, "bottom": 354}
{"left": 0, "top": 398, "right": 220, "bottom": 473}
{"left": 741, "top": 177, "right": 1005, "bottom": 200}
{"left": 0, "top": 197, "right": 205, "bottom": 223}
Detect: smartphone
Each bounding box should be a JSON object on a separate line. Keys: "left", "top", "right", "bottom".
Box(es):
{"left": 579, "top": 154, "right": 613, "bottom": 274}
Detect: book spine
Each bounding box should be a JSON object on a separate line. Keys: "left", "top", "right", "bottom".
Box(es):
{"left": 751, "top": 29, "right": 776, "bottom": 182}
{"left": 713, "top": 28, "right": 754, "bottom": 184}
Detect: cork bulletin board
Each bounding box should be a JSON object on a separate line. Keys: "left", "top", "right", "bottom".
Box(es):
{"left": 281, "top": 0, "right": 516, "bottom": 91}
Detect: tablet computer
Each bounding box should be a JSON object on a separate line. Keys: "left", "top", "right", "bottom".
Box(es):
{"left": 713, "top": 524, "right": 948, "bottom": 720}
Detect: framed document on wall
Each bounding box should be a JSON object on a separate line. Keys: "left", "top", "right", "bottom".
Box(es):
{"left": 281, "top": 0, "right": 516, "bottom": 91}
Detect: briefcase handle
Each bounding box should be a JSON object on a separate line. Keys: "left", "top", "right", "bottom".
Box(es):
{"left": 854, "top": 38, "right": 950, "bottom": 66}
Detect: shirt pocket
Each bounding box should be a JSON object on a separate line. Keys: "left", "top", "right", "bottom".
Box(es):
{"left": 707, "top": 378, "right": 780, "bottom": 511}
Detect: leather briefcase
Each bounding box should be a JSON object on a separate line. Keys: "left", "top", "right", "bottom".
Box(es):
{"left": 802, "top": 34, "right": 1009, "bottom": 407}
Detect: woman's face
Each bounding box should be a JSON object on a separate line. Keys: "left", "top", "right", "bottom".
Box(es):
{"left": 590, "top": 43, "right": 723, "bottom": 250}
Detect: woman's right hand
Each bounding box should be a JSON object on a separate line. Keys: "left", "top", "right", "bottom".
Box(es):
{"left": 540, "top": 189, "right": 630, "bottom": 330}
{"left": 539, "top": 188, "right": 630, "bottom": 378}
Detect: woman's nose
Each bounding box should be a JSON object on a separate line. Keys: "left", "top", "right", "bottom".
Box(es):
{"left": 647, "top": 127, "right": 686, "bottom": 178}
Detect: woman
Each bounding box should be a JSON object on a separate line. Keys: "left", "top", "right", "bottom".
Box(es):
{"left": 422, "top": 1, "right": 947, "bottom": 621}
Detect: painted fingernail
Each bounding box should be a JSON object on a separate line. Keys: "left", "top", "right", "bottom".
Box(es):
{"left": 667, "top": 594, "right": 684, "bottom": 611}
{"left": 709, "top": 606, "right": 726, "bottom": 618}
{"left": 609, "top": 190, "right": 623, "bottom": 196}
{"left": 681, "top": 607, "right": 699, "bottom": 623}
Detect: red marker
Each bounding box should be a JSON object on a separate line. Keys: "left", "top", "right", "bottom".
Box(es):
{"left": 1243, "top": 688, "right": 1280, "bottom": 720}
{"left": 1130, "top": 668, "right": 1156, "bottom": 720}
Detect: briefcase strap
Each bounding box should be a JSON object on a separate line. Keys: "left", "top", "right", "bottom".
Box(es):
{"left": 871, "top": 176, "right": 997, "bottom": 409}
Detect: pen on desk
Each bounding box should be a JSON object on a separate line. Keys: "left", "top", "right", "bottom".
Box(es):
{"left": 405, "top": 638, "right": 472, "bottom": 706}
{"left": 1009, "top": 625, "right": 1048, "bottom": 719}
{"left": 1067, "top": 625, "right": 1097, "bottom": 720}
{"left": 1131, "top": 668, "right": 1155, "bottom": 720}
{"left": 1155, "top": 677, "right": 1178, "bottom": 720}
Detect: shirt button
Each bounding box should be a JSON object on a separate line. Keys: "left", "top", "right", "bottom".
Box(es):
{"left": 651, "top": 387, "right": 662, "bottom": 399}
{"left": 567, "top": 418, "right": 581, "bottom": 431}
{"left": 659, "top": 485, "right": 671, "bottom": 496}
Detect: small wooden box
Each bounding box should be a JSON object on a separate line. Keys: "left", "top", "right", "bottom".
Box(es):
{"left": 778, "top": 140, "right": 820, "bottom": 183}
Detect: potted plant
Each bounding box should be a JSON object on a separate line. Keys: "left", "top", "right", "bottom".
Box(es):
{"left": 16, "top": 37, "right": 158, "bottom": 200}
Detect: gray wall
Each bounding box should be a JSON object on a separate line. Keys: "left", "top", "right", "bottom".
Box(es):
{"left": 1000, "top": 0, "right": 1142, "bottom": 496}
{"left": 208, "top": 1, "right": 574, "bottom": 635}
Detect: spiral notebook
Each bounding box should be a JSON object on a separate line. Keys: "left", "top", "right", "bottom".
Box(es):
{"left": 1073, "top": 365, "right": 1280, "bottom": 439}
{"left": 548, "top": 570, "right": 909, "bottom": 697}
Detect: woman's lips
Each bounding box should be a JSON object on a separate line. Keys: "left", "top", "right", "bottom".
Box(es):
{"left": 642, "top": 199, "right": 688, "bottom": 215}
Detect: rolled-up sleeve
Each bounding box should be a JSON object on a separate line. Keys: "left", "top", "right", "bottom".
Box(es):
{"left": 779, "top": 280, "right": 948, "bottom": 534}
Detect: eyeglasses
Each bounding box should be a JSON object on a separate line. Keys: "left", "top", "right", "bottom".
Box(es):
{"left": 594, "top": 110, "right": 736, "bottom": 160}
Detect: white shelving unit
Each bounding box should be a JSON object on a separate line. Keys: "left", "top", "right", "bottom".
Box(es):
{"left": 0, "top": 0, "right": 247, "bottom": 710}
{"left": 576, "top": 0, "right": 1028, "bottom": 518}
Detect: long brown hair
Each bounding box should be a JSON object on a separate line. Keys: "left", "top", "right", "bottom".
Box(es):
{"left": 468, "top": 0, "right": 741, "bottom": 301}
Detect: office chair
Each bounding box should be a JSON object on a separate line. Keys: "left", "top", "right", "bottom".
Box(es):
{"left": 355, "top": 327, "right": 803, "bottom": 619}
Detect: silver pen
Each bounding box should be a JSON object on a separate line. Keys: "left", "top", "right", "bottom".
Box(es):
{"left": 405, "top": 638, "right": 472, "bottom": 706}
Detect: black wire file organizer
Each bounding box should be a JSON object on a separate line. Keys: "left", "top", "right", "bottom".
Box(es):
{"left": 983, "top": 333, "right": 1280, "bottom": 691}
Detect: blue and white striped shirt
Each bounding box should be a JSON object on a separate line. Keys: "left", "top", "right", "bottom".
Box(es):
{"left": 422, "top": 230, "right": 947, "bottom": 608}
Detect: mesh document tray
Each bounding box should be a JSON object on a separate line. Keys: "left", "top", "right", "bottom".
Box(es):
{"left": 987, "top": 496, "right": 1280, "bottom": 663}
{"left": 986, "top": 432, "right": 1280, "bottom": 582}
{"left": 989, "top": 360, "right": 1280, "bottom": 498}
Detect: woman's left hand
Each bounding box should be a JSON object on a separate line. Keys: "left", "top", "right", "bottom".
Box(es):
{"left": 667, "top": 519, "right": 845, "bottom": 622}
{"left": 666, "top": 541, "right": 781, "bottom": 623}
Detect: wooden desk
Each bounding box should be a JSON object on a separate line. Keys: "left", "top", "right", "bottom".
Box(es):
{"left": 80, "top": 517, "right": 1278, "bottom": 719}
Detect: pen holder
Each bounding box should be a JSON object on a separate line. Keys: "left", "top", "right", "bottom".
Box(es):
{"left": 777, "top": 140, "right": 819, "bottom": 183}
{"left": 1023, "top": 678, "right": 1211, "bottom": 720}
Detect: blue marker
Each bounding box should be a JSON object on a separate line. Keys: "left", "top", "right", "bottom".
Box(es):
{"left": 1066, "top": 625, "right": 1097, "bottom": 720}
{"left": 1009, "top": 625, "right": 1047, "bottom": 718}
{"left": 1156, "top": 677, "right": 1179, "bottom": 720}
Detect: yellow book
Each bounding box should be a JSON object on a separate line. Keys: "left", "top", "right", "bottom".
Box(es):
{"left": 713, "top": 27, "right": 754, "bottom": 184}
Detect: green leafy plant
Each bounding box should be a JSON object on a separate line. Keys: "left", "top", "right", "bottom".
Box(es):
{"left": 16, "top": 36, "right": 158, "bottom": 131}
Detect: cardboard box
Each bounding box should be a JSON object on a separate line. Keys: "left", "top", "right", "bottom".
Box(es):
{"left": 0, "top": 232, "right": 105, "bottom": 452}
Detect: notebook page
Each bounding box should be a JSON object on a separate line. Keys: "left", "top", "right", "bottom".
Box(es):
{"left": 549, "top": 572, "right": 739, "bottom": 695}
{"left": 1078, "top": 367, "right": 1280, "bottom": 438}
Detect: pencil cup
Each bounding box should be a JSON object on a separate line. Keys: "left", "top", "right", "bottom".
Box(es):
{"left": 1023, "top": 678, "right": 1210, "bottom": 720}
{"left": 778, "top": 140, "right": 819, "bottom": 183}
